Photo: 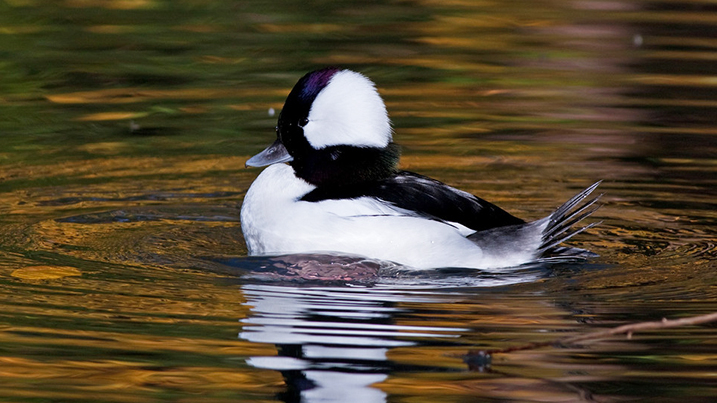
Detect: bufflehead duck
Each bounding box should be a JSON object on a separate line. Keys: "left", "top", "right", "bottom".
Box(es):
{"left": 241, "top": 68, "right": 601, "bottom": 270}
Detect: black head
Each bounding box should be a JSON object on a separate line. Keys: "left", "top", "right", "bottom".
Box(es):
{"left": 248, "top": 68, "right": 400, "bottom": 188}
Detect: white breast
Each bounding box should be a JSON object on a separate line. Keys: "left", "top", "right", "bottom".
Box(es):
{"left": 240, "top": 164, "right": 497, "bottom": 269}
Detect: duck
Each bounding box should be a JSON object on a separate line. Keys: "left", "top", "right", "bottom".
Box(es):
{"left": 240, "top": 68, "right": 601, "bottom": 270}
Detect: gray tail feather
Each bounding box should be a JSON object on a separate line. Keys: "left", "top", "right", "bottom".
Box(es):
{"left": 536, "top": 181, "right": 603, "bottom": 261}
{"left": 466, "top": 181, "right": 603, "bottom": 267}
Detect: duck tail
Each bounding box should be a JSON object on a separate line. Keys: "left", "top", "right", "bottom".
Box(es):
{"left": 467, "top": 181, "right": 603, "bottom": 268}
{"left": 535, "top": 181, "right": 603, "bottom": 262}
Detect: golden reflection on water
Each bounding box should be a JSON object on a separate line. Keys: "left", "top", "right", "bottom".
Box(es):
{"left": 377, "top": 375, "right": 600, "bottom": 402}
{"left": 63, "top": 0, "right": 156, "bottom": 10}
{"left": 45, "top": 88, "right": 288, "bottom": 105}
{"left": 1, "top": 155, "right": 248, "bottom": 184}
{"left": 11, "top": 265, "right": 82, "bottom": 280}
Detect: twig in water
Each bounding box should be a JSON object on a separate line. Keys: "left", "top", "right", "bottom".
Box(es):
{"left": 464, "top": 312, "right": 717, "bottom": 370}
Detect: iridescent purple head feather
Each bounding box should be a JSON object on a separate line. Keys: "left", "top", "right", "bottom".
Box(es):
{"left": 299, "top": 67, "right": 341, "bottom": 101}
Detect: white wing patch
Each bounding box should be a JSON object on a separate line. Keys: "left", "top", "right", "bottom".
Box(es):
{"left": 314, "top": 196, "right": 476, "bottom": 237}
{"left": 313, "top": 196, "right": 418, "bottom": 219}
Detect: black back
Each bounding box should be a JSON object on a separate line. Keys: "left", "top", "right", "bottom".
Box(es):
{"left": 302, "top": 171, "right": 525, "bottom": 232}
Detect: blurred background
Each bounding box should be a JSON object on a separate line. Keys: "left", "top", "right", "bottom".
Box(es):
{"left": 0, "top": 0, "right": 715, "bottom": 402}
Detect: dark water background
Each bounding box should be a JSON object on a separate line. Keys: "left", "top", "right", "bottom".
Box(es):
{"left": 0, "top": 0, "right": 715, "bottom": 401}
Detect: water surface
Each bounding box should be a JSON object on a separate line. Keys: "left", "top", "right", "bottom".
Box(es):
{"left": 0, "top": 0, "right": 715, "bottom": 401}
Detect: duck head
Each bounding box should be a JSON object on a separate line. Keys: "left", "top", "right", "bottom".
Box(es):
{"left": 246, "top": 68, "right": 400, "bottom": 187}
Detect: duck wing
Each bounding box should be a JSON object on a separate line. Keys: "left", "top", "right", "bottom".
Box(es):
{"left": 301, "top": 171, "right": 524, "bottom": 232}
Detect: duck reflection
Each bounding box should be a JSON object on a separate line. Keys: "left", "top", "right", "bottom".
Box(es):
{"left": 230, "top": 252, "right": 546, "bottom": 402}
{"left": 239, "top": 281, "right": 465, "bottom": 403}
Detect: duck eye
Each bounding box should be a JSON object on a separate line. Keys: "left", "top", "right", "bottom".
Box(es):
{"left": 299, "top": 117, "right": 309, "bottom": 127}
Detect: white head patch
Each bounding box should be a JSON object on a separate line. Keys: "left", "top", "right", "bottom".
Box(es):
{"left": 302, "top": 70, "right": 392, "bottom": 149}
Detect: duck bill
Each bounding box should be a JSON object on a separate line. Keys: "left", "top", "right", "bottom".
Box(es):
{"left": 245, "top": 139, "right": 293, "bottom": 167}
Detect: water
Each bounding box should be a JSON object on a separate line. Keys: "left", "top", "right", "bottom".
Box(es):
{"left": 0, "top": 0, "right": 715, "bottom": 401}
